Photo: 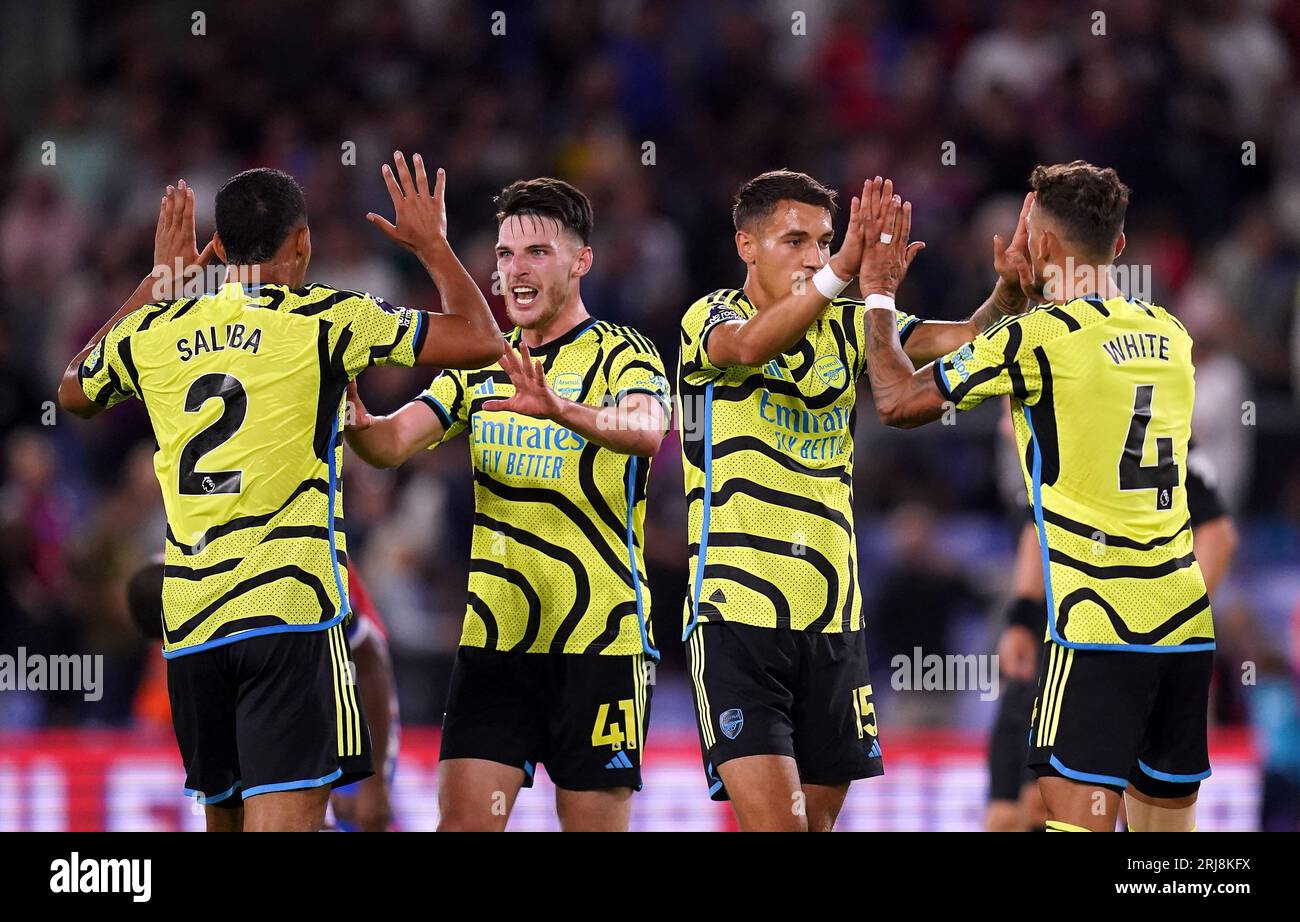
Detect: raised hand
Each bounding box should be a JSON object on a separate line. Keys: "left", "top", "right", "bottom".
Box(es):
{"left": 859, "top": 177, "right": 925, "bottom": 296}
{"left": 481, "top": 342, "right": 563, "bottom": 420}
{"left": 828, "top": 181, "right": 869, "bottom": 282}
{"left": 366, "top": 151, "right": 448, "bottom": 257}
{"left": 994, "top": 191, "right": 1036, "bottom": 298}
{"left": 153, "top": 180, "right": 217, "bottom": 298}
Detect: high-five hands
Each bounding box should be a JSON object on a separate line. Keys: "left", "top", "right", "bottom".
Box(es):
{"left": 827, "top": 184, "right": 869, "bottom": 282}
{"left": 994, "top": 191, "right": 1037, "bottom": 300}
{"left": 858, "top": 177, "right": 926, "bottom": 297}
{"left": 153, "top": 179, "right": 217, "bottom": 298}
{"left": 367, "top": 151, "right": 449, "bottom": 257}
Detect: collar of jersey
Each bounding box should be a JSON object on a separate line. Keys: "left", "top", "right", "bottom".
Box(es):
{"left": 508, "top": 316, "right": 596, "bottom": 357}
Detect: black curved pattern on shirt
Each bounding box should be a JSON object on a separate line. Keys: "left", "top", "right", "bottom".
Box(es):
{"left": 1056, "top": 587, "right": 1210, "bottom": 645}
{"left": 706, "top": 532, "right": 838, "bottom": 630}
{"left": 687, "top": 478, "right": 852, "bottom": 536}
{"left": 710, "top": 435, "right": 852, "bottom": 485}
{"left": 165, "top": 477, "right": 331, "bottom": 555}
{"left": 164, "top": 565, "right": 333, "bottom": 644}
{"left": 474, "top": 511, "right": 592, "bottom": 653}
{"left": 699, "top": 562, "right": 792, "bottom": 626}
{"left": 473, "top": 469, "right": 635, "bottom": 589}
{"left": 588, "top": 600, "right": 640, "bottom": 654}
{"left": 469, "top": 557, "right": 543, "bottom": 653}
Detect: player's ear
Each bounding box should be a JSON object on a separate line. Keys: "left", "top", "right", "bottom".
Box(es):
{"left": 1035, "top": 229, "right": 1054, "bottom": 264}
{"left": 295, "top": 225, "right": 311, "bottom": 266}
{"left": 734, "top": 230, "right": 754, "bottom": 265}
{"left": 573, "top": 244, "right": 593, "bottom": 279}
{"left": 213, "top": 233, "right": 228, "bottom": 265}
{"left": 1113, "top": 231, "right": 1126, "bottom": 261}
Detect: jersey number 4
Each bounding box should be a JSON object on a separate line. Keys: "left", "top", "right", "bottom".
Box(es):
{"left": 1119, "top": 384, "right": 1179, "bottom": 511}
{"left": 179, "top": 373, "right": 247, "bottom": 495}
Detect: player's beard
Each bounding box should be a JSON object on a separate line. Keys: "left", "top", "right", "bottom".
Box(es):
{"left": 507, "top": 277, "right": 568, "bottom": 332}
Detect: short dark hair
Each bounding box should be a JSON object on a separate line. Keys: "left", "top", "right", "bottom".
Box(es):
{"left": 733, "top": 170, "right": 838, "bottom": 232}
{"left": 495, "top": 177, "right": 593, "bottom": 245}
{"left": 126, "top": 561, "right": 165, "bottom": 641}
{"left": 1029, "top": 161, "right": 1130, "bottom": 258}
{"left": 214, "top": 167, "right": 307, "bottom": 265}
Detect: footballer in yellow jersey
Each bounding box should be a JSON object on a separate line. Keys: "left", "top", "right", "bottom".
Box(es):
{"left": 678, "top": 172, "right": 1032, "bottom": 829}
{"left": 985, "top": 444, "right": 1235, "bottom": 831}
{"left": 861, "top": 162, "right": 1213, "bottom": 833}
{"left": 345, "top": 179, "right": 669, "bottom": 831}
{"left": 58, "top": 157, "right": 503, "bottom": 830}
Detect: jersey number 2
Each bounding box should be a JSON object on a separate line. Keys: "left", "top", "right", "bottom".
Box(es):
{"left": 179, "top": 373, "right": 247, "bottom": 495}
{"left": 1119, "top": 384, "right": 1178, "bottom": 510}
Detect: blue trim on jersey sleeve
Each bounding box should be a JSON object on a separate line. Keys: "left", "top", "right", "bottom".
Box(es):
{"left": 411, "top": 309, "right": 427, "bottom": 359}
{"left": 898, "top": 315, "right": 921, "bottom": 346}
{"left": 1138, "top": 759, "right": 1211, "bottom": 783}
{"left": 1048, "top": 754, "right": 1128, "bottom": 790}
{"left": 934, "top": 355, "right": 952, "bottom": 399}
{"left": 684, "top": 381, "right": 714, "bottom": 640}
{"left": 624, "top": 456, "right": 661, "bottom": 661}
{"left": 183, "top": 780, "right": 241, "bottom": 805}
{"left": 417, "top": 393, "right": 453, "bottom": 430}
{"left": 1024, "top": 404, "right": 1216, "bottom": 655}
{"left": 242, "top": 768, "right": 342, "bottom": 800}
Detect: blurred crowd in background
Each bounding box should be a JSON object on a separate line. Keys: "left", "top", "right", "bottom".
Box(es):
{"left": 1, "top": 0, "right": 1299, "bottom": 820}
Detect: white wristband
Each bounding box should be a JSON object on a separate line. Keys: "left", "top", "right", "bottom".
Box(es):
{"left": 812, "top": 263, "right": 851, "bottom": 300}
{"left": 864, "top": 293, "right": 897, "bottom": 312}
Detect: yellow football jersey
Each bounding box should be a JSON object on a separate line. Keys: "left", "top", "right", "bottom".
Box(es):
{"left": 678, "top": 288, "right": 920, "bottom": 638}
{"left": 421, "top": 318, "right": 669, "bottom": 657}
{"left": 79, "top": 281, "right": 426, "bottom": 657}
{"left": 934, "top": 295, "right": 1212, "bottom": 651}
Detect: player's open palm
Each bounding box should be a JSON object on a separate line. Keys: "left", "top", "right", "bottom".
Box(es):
{"left": 860, "top": 178, "right": 925, "bottom": 296}
{"left": 153, "top": 180, "right": 217, "bottom": 283}
{"left": 367, "top": 151, "right": 448, "bottom": 255}
{"left": 993, "top": 191, "right": 1036, "bottom": 300}
{"left": 482, "top": 343, "right": 562, "bottom": 419}
{"left": 828, "top": 180, "right": 869, "bottom": 281}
